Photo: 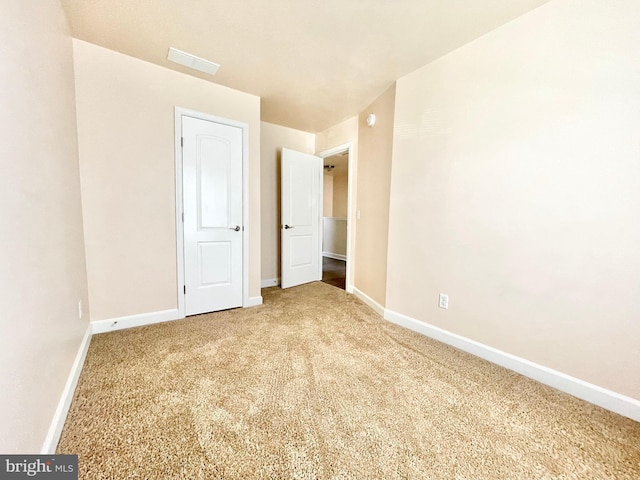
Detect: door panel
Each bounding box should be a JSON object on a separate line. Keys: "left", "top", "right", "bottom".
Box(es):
{"left": 198, "top": 136, "right": 230, "bottom": 228}
{"left": 290, "top": 164, "right": 313, "bottom": 226}
{"left": 290, "top": 236, "right": 312, "bottom": 267}
{"left": 281, "top": 148, "right": 322, "bottom": 289}
{"left": 199, "top": 242, "right": 231, "bottom": 285}
{"left": 183, "top": 115, "right": 242, "bottom": 314}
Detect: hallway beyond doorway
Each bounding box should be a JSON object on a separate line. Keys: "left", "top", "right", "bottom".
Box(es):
{"left": 322, "top": 257, "right": 345, "bottom": 290}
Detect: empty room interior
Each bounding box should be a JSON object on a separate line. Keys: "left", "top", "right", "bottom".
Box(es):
{"left": 1, "top": 0, "right": 640, "bottom": 478}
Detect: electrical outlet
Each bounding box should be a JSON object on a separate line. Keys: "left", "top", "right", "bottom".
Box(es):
{"left": 438, "top": 293, "right": 449, "bottom": 310}
{"left": 78, "top": 300, "right": 83, "bottom": 319}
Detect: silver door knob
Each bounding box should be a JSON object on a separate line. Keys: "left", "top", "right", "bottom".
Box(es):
{"left": 230, "top": 225, "right": 241, "bottom": 231}
{"left": 282, "top": 224, "right": 294, "bottom": 229}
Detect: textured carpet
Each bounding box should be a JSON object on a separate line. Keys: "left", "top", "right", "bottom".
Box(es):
{"left": 58, "top": 282, "right": 640, "bottom": 479}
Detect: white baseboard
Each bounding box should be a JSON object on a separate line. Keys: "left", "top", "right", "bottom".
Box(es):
{"left": 245, "top": 296, "right": 263, "bottom": 307}
{"left": 91, "top": 309, "right": 181, "bottom": 334}
{"left": 261, "top": 278, "right": 279, "bottom": 288}
{"left": 353, "top": 287, "right": 384, "bottom": 317}
{"left": 322, "top": 252, "right": 347, "bottom": 261}
{"left": 383, "top": 309, "right": 640, "bottom": 422}
{"left": 41, "top": 324, "right": 93, "bottom": 454}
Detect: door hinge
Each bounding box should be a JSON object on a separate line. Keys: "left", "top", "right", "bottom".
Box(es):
{"left": 180, "top": 137, "right": 184, "bottom": 148}
{"left": 181, "top": 212, "right": 184, "bottom": 223}
{"left": 183, "top": 285, "right": 186, "bottom": 295}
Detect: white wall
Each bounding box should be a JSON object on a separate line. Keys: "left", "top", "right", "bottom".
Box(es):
{"left": 260, "top": 122, "right": 315, "bottom": 285}
{"left": 355, "top": 85, "right": 396, "bottom": 307}
{"left": 387, "top": 0, "right": 640, "bottom": 399}
{"left": 332, "top": 174, "right": 349, "bottom": 217}
{"left": 0, "top": 0, "right": 90, "bottom": 452}
{"left": 323, "top": 174, "right": 334, "bottom": 217}
{"left": 74, "top": 40, "right": 261, "bottom": 320}
{"left": 323, "top": 218, "right": 347, "bottom": 257}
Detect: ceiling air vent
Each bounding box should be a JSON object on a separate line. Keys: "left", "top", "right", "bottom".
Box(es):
{"left": 167, "top": 47, "right": 220, "bottom": 76}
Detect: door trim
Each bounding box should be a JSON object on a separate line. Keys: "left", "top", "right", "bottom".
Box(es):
{"left": 174, "top": 107, "right": 250, "bottom": 317}
{"left": 317, "top": 142, "right": 353, "bottom": 293}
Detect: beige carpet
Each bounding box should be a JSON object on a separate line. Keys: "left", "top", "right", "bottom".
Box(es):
{"left": 58, "top": 282, "right": 640, "bottom": 479}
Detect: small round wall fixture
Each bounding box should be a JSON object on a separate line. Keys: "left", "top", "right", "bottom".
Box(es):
{"left": 366, "top": 113, "right": 376, "bottom": 127}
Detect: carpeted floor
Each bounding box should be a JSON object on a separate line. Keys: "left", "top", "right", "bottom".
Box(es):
{"left": 58, "top": 282, "right": 640, "bottom": 479}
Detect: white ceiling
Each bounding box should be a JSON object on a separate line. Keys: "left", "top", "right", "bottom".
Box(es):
{"left": 61, "top": 0, "right": 550, "bottom": 133}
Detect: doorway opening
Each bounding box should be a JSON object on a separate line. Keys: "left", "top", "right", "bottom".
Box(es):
{"left": 319, "top": 146, "right": 350, "bottom": 291}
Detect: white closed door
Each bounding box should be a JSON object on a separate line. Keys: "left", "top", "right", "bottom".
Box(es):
{"left": 281, "top": 148, "right": 322, "bottom": 289}
{"left": 182, "top": 115, "right": 243, "bottom": 315}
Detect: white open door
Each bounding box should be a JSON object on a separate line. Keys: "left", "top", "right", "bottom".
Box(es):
{"left": 182, "top": 115, "right": 243, "bottom": 314}
{"left": 281, "top": 148, "right": 322, "bottom": 289}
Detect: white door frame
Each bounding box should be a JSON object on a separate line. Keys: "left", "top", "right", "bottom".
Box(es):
{"left": 174, "top": 107, "right": 250, "bottom": 317}
{"left": 317, "top": 142, "right": 353, "bottom": 293}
